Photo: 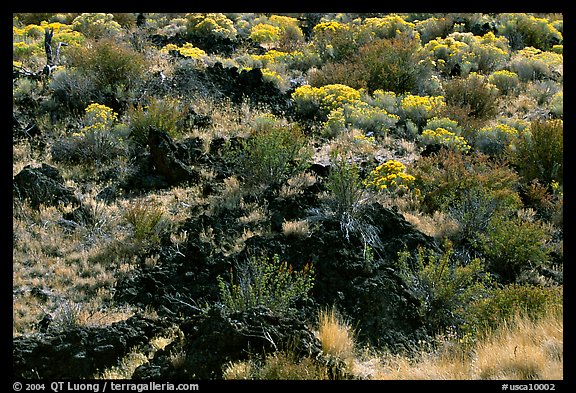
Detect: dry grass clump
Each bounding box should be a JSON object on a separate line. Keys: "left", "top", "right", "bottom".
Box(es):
{"left": 282, "top": 219, "right": 310, "bottom": 238}
{"left": 402, "top": 210, "right": 461, "bottom": 241}
{"left": 316, "top": 306, "right": 356, "bottom": 361}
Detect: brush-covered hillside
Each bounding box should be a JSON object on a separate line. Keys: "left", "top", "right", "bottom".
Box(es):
{"left": 13, "top": 12, "right": 563, "bottom": 381}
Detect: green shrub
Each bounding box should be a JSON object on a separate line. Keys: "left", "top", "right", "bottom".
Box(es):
{"left": 71, "top": 13, "right": 122, "bottom": 39}
{"left": 548, "top": 91, "right": 563, "bottom": 118}
{"left": 473, "top": 213, "right": 553, "bottom": 283}
{"left": 232, "top": 115, "right": 312, "bottom": 190}
{"left": 395, "top": 241, "right": 494, "bottom": 335}
{"left": 495, "top": 13, "right": 562, "bottom": 51}
{"left": 511, "top": 119, "right": 563, "bottom": 186}
{"left": 441, "top": 72, "right": 499, "bottom": 133}
{"left": 127, "top": 96, "right": 187, "bottom": 146}
{"left": 217, "top": 253, "right": 315, "bottom": 315}
{"left": 414, "top": 16, "right": 455, "bottom": 44}
{"left": 66, "top": 37, "right": 146, "bottom": 110}
{"left": 309, "top": 33, "right": 426, "bottom": 95}
{"left": 411, "top": 148, "right": 522, "bottom": 219}
{"left": 510, "top": 46, "right": 563, "bottom": 82}
{"left": 48, "top": 68, "right": 97, "bottom": 115}
{"left": 354, "top": 33, "right": 427, "bottom": 94}
{"left": 324, "top": 150, "right": 367, "bottom": 219}
{"left": 463, "top": 283, "right": 562, "bottom": 339}
{"left": 123, "top": 199, "right": 169, "bottom": 244}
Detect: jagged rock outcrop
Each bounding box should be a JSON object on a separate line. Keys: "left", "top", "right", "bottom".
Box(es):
{"left": 133, "top": 306, "right": 322, "bottom": 379}
{"left": 13, "top": 315, "right": 175, "bottom": 379}
{"left": 13, "top": 163, "right": 80, "bottom": 209}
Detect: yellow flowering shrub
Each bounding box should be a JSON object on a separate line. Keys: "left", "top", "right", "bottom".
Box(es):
{"left": 249, "top": 23, "right": 281, "bottom": 48}
{"left": 323, "top": 101, "right": 399, "bottom": 138}
{"left": 186, "top": 13, "right": 237, "bottom": 40}
{"left": 364, "top": 160, "right": 416, "bottom": 192}
{"left": 423, "top": 31, "right": 509, "bottom": 75}
{"left": 495, "top": 13, "right": 562, "bottom": 51}
{"left": 400, "top": 94, "right": 446, "bottom": 127}
{"left": 311, "top": 21, "right": 356, "bottom": 61}
{"left": 472, "top": 123, "right": 519, "bottom": 157}
{"left": 292, "top": 84, "right": 361, "bottom": 119}
{"left": 13, "top": 21, "right": 85, "bottom": 64}
{"left": 161, "top": 43, "right": 207, "bottom": 59}
{"left": 71, "top": 13, "right": 122, "bottom": 39}
{"left": 358, "top": 15, "right": 415, "bottom": 41}
{"left": 80, "top": 103, "right": 118, "bottom": 134}
{"left": 488, "top": 70, "right": 519, "bottom": 94}
{"left": 421, "top": 127, "right": 471, "bottom": 154}
{"left": 510, "top": 46, "right": 563, "bottom": 81}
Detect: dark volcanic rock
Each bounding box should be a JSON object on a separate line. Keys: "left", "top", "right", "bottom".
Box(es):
{"left": 147, "top": 128, "right": 201, "bottom": 185}
{"left": 13, "top": 163, "right": 80, "bottom": 209}
{"left": 133, "top": 306, "right": 322, "bottom": 379}
{"left": 13, "top": 315, "right": 174, "bottom": 379}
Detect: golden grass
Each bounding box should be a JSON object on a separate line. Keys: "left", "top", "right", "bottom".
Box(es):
{"left": 282, "top": 219, "right": 310, "bottom": 238}
{"left": 372, "top": 310, "right": 563, "bottom": 380}
{"left": 316, "top": 306, "right": 356, "bottom": 361}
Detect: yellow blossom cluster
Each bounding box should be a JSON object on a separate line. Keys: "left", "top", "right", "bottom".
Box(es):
{"left": 161, "top": 43, "right": 207, "bottom": 59}
{"left": 400, "top": 94, "right": 446, "bottom": 124}
{"left": 421, "top": 127, "right": 471, "bottom": 153}
{"left": 312, "top": 21, "right": 351, "bottom": 35}
{"left": 364, "top": 159, "right": 416, "bottom": 191}
{"left": 80, "top": 103, "right": 118, "bottom": 134}
{"left": 292, "top": 84, "right": 362, "bottom": 115}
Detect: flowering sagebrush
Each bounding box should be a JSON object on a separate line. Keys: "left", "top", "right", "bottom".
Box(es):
{"left": 364, "top": 159, "right": 416, "bottom": 191}
{"left": 292, "top": 84, "right": 362, "bottom": 120}
{"left": 400, "top": 94, "right": 446, "bottom": 127}
{"left": 80, "top": 103, "right": 118, "bottom": 134}
{"left": 161, "top": 43, "right": 207, "bottom": 59}
{"left": 421, "top": 127, "right": 471, "bottom": 153}
{"left": 473, "top": 123, "right": 519, "bottom": 156}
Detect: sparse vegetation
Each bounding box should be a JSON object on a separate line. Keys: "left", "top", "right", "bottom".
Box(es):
{"left": 13, "top": 12, "right": 562, "bottom": 382}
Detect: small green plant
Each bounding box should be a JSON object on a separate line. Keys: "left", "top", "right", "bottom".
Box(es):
{"left": 511, "top": 119, "right": 563, "bottom": 186}
{"left": 325, "top": 149, "right": 366, "bottom": 219}
{"left": 217, "top": 253, "right": 315, "bottom": 315}
{"left": 123, "top": 199, "right": 169, "bottom": 244}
